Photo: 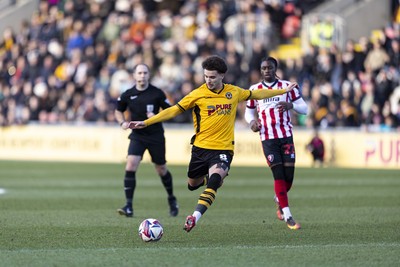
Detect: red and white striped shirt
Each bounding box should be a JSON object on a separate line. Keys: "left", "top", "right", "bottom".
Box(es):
{"left": 246, "top": 79, "right": 301, "bottom": 140}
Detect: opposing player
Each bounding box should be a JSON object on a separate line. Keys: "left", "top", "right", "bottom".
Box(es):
{"left": 129, "top": 55, "right": 296, "bottom": 232}
{"left": 115, "top": 63, "right": 178, "bottom": 218}
{"left": 245, "top": 56, "right": 308, "bottom": 230}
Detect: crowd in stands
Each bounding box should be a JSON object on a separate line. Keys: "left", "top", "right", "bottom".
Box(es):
{"left": 0, "top": 0, "right": 399, "bottom": 132}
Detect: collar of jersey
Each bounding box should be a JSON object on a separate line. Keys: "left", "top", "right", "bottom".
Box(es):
{"left": 261, "top": 80, "right": 278, "bottom": 88}
{"left": 208, "top": 84, "right": 225, "bottom": 94}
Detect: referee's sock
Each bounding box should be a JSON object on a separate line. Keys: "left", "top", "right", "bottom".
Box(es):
{"left": 160, "top": 170, "right": 174, "bottom": 196}
{"left": 124, "top": 171, "right": 136, "bottom": 205}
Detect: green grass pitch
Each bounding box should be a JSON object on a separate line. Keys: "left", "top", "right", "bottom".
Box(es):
{"left": 0, "top": 160, "right": 399, "bottom": 267}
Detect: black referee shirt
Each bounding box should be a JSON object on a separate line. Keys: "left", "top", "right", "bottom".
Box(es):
{"left": 116, "top": 84, "right": 171, "bottom": 139}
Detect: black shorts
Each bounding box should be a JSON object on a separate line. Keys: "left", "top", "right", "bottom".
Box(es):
{"left": 187, "top": 146, "right": 233, "bottom": 179}
{"left": 261, "top": 136, "right": 295, "bottom": 167}
{"left": 128, "top": 135, "right": 166, "bottom": 165}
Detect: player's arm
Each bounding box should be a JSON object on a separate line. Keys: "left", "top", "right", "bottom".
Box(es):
{"left": 249, "top": 83, "right": 297, "bottom": 100}
{"left": 276, "top": 97, "right": 308, "bottom": 115}
{"left": 129, "top": 105, "right": 183, "bottom": 129}
{"left": 244, "top": 107, "right": 260, "bottom": 132}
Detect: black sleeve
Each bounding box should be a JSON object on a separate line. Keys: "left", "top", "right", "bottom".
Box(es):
{"left": 159, "top": 90, "right": 171, "bottom": 110}
{"left": 116, "top": 92, "right": 128, "bottom": 112}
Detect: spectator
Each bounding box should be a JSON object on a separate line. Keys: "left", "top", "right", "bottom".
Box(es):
{"left": 0, "top": 0, "right": 398, "bottom": 131}
{"left": 306, "top": 129, "right": 325, "bottom": 167}
{"left": 338, "top": 99, "right": 359, "bottom": 127}
{"left": 281, "top": 2, "right": 302, "bottom": 41}
{"left": 387, "top": 38, "right": 399, "bottom": 67}
{"left": 364, "top": 40, "right": 389, "bottom": 74}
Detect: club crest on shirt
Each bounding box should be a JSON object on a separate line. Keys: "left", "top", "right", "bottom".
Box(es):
{"left": 267, "top": 154, "right": 274, "bottom": 162}
{"left": 225, "top": 92, "right": 232, "bottom": 99}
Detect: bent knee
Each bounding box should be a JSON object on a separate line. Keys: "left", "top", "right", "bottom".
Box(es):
{"left": 187, "top": 177, "right": 205, "bottom": 191}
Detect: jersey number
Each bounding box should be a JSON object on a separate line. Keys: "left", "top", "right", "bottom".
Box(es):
{"left": 219, "top": 154, "right": 228, "bottom": 163}
{"left": 282, "top": 144, "right": 295, "bottom": 155}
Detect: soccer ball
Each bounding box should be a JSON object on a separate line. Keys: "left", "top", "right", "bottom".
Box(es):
{"left": 138, "top": 218, "right": 164, "bottom": 242}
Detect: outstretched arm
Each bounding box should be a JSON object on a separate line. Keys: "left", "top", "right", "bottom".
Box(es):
{"left": 129, "top": 105, "right": 183, "bottom": 129}
{"left": 249, "top": 83, "right": 297, "bottom": 100}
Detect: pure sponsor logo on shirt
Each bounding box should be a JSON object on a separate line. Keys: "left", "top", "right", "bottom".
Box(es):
{"left": 207, "top": 104, "right": 232, "bottom": 116}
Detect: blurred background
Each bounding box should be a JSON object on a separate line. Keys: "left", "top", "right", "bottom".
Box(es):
{"left": 0, "top": 0, "right": 399, "bottom": 169}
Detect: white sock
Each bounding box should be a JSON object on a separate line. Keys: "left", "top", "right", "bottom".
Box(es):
{"left": 282, "top": 207, "right": 292, "bottom": 221}
{"left": 193, "top": 211, "right": 202, "bottom": 223}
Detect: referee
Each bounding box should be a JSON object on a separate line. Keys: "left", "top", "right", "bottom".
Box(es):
{"left": 115, "top": 63, "right": 178, "bottom": 217}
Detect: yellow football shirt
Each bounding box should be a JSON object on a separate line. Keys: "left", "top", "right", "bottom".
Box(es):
{"left": 176, "top": 83, "right": 251, "bottom": 151}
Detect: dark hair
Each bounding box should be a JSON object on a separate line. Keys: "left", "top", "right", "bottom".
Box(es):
{"left": 201, "top": 55, "right": 228, "bottom": 74}
{"left": 261, "top": 56, "right": 280, "bottom": 79}
{"left": 261, "top": 56, "right": 278, "bottom": 69}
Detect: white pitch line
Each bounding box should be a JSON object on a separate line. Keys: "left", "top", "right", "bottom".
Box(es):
{"left": 0, "top": 188, "right": 6, "bottom": 195}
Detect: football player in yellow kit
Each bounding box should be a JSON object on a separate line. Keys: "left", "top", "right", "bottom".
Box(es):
{"left": 129, "top": 55, "right": 296, "bottom": 232}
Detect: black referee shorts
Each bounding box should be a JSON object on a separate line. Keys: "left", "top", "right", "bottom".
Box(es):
{"left": 128, "top": 135, "right": 166, "bottom": 165}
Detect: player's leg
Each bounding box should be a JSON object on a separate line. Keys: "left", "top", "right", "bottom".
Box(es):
{"left": 281, "top": 138, "right": 295, "bottom": 193}
{"left": 281, "top": 137, "right": 300, "bottom": 229}
{"left": 117, "top": 139, "right": 144, "bottom": 217}
{"left": 184, "top": 166, "right": 229, "bottom": 232}
{"left": 273, "top": 163, "right": 300, "bottom": 229}
{"left": 283, "top": 162, "right": 294, "bottom": 193}
{"left": 195, "top": 162, "right": 228, "bottom": 213}
{"left": 263, "top": 138, "right": 300, "bottom": 229}
{"left": 271, "top": 164, "right": 287, "bottom": 221}
{"left": 183, "top": 147, "right": 209, "bottom": 232}
{"left": 184, "top": 148, "right": 232, "bottom": 232}
{"left": 187, "top": 175, "right": 208, "bottom": 191}
{"left": 276, "top": 161, "right": 300, "bottom": 229}
{"left": 149, "top": 137, "right": 179, "bottom": 216}
{"left": 186, "top": 146, "right": 209, "bottom": 191}
{"left": 262, "top": 139, "right": 286, "bottom": 221}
